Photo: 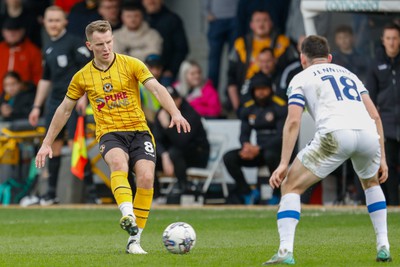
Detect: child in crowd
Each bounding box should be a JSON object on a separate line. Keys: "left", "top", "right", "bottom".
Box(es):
{"left": 0, "top": 71, "right": 35, "bottom": 121}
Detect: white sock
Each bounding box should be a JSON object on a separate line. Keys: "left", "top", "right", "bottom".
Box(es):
{"left": 119, "top": 202, "right": 134, "bottom": 217}
{"left": 277, "top": 193, "right": 301, "bottom": 255}
{"left": 129, "top": 228, "right": 143, "bottom": 242}
{"left": 365, "top": 186, "right": 389, "bottom": 251}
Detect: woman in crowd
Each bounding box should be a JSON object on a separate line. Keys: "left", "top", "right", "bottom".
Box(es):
{"left": 174, "top": 60, "right": 222, "bottom": 118}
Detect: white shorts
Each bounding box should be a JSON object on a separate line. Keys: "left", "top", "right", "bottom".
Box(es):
{"left": 297, "top": 129, "right": 380, "bottom": 179}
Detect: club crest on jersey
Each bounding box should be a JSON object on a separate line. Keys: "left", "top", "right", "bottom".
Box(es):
{"left": 265, "top": 112, "right": 274, "bottom": 122}
{"left": 99, "top": 144, "right": 105, "bottom": 154}
{"left": 103, "top": 83, "right": 113, "bottom": 92}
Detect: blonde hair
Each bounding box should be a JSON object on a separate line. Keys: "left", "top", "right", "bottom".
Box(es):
{"left": 85, "top": 20, "right": 112, "bottom": 41}
{"left": 176, "top": 60, "right": 204, "bottom": 97}
{"left": 44, "top": 5, "right": 66, "bottom": 19}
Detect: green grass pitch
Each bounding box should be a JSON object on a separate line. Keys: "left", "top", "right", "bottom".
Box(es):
{"left": 0, "top": 205, "right": 398, "bottom": 267}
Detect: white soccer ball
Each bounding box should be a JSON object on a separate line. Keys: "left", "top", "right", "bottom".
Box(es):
{"left": 162, "top": 222, "right": 196, "bottom": 254}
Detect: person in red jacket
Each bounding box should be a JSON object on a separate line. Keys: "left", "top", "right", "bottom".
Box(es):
{"left": 0, "top": 18, "right": 42, "bottom": 95}
{"left": 54, "top": 0, "right": 83, "bottom": 14}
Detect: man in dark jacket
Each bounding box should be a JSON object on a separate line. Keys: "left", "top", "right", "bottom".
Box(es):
{"left": 142, "top": 0, "right": 189, "bottom": 86}
{"left": 153, "top": 86, "right": 209, "bottom": 193}
{"left": 366, "top": 23, "right": 400, "bottom": 206}
{"left": 28, "top": 6, "right": 92, "bottom": 205}
{"left": 227, "top": 9, "right": 290, "bottom": 114}
{"left": 223, "top": 72, "right": 287, "bottom": 204}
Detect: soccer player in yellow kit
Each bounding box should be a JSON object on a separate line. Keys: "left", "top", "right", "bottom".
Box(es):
{"left": 35, "top": 20, "right": 191, "bottom": 254}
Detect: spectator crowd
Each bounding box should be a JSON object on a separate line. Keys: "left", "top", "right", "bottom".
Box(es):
{"left": 0, "top": 0, "right": 399, "bottom": 207}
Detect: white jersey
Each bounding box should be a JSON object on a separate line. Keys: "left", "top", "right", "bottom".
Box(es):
{"left": 287, "top": 63, "right": 376, "bottom": 134}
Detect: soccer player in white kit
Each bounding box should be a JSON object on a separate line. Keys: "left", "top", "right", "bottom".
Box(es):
{"left": 264, "top": 35, "right": 391, "bottom": 265}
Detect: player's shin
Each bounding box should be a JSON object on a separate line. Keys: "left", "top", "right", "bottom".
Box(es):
{"left": 133, "top": 187, "right": 154, "bottom": 230}
{"left": 365, "top": 185, "right": 389, "bottom": 250}
{"left": 111, "top": 171, "right": 133, "bottom": 215}
{"left": 277, "top": 193, "right": 301, "bottom": 255}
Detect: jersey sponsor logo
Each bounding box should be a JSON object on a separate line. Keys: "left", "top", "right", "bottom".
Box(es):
{"left": 96, "top": 91, "right": 130, "bottom": 111}
{"left": 57, "top": 55, "right": 68, "bottom": 67}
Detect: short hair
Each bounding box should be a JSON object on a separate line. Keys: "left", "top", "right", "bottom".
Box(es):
{"left": 122, "top": 2, "right": 145, "bottom": 14}
{"left": 44, "top": 5, "right": 66, "bottom": 19}
{"left": 301, "top": 35, "right": 330, "bottom": 59}
{"left": 251, "top": 9, "right": 271, "bottom": 18}
{"left": 3, "top": 71, "right": 22, "bottom": 83}
{"left": 85, "top": 20, "right": 112, "bottom": 41}
{"left": 259, "top": 47, "right": 275, "bottom": 57}
{"left": 335, "top": 25, "right": 353, "bottom": 36}
{"left": 382, "top": 22, "right": 400, "bottom": 36}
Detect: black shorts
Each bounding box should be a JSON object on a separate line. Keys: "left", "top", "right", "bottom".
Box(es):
{"left": 98, "top": 131, "right": 156, "bottom": 168}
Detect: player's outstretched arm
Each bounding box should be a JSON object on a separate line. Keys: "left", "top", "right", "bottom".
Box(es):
{"left": 362, "top": 93, "right": 388, "bottom": 183}
{"left": 36, "top": 97, "right": 77, "bottom": 168}
{"left": 144, "top": 78, "right": 191, "bottom": 133}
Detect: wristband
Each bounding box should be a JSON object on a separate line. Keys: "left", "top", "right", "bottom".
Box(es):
{"left": 32, "top": 105, "right": 41, "bottom": 109}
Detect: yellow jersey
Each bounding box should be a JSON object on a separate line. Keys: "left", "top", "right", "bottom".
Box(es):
{"left": 234, "top": 35, "right": 290, "bottom": 79}
{"left": 66, "top": 53, "right": 154, "bottom": 141}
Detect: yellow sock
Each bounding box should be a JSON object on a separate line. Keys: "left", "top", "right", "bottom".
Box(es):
{"left": 110, "top": 171, "right": 132, "bottom": 206}
{"left": 133, "top": 188, "right": 154, "bottom": 229}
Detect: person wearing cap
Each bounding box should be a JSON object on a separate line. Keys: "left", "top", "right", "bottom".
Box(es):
{"left": 144, "top": 54, "right": 164, "bottom": 81}
{"left": 223, "top": 72, "right": 287, "bottom": 205}
{"left": 0, "top": 17, "right": 42, "bottom": 95}
{"left": 152, "top": 85, "right": 210, "bottom": 194}
{"left": 113, "top": 2, "right": 162, "bottom": 62}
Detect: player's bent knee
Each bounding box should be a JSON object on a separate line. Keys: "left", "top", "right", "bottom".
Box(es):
{"left": 136, "top": 171, "right": 154, "bottom": 188}
{"left": 108, "top": 158, "right": 129, "bottom": 172}
{"left": 359, "top": 176, "right": 380, "bottom": 189}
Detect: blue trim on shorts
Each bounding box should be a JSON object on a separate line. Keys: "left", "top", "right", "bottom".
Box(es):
{"left": 277, "top": 210, "right": 300, "bottom": 220}
{"left": 367, "top": 201, "right": 386, "bottom": 213}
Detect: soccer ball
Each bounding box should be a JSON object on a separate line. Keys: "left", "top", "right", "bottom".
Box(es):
{"left": 162, "top": 222, "right": 196, "bottom": 254}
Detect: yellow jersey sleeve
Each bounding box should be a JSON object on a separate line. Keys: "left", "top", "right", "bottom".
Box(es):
{"left": 66, "top": 68, "right": 87, "bottom": 100}
{"left": 130, "top": 57, "right": 154, "bottom": 84}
